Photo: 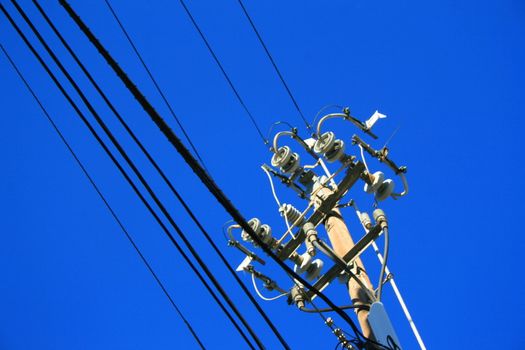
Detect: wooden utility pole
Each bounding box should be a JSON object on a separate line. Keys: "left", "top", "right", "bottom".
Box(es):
{"left": 313, "top": 187, "right": 375, "bottom": 338}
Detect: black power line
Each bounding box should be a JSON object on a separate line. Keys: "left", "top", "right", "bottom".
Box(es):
{"left": 31, "top": 1, "right": 290, "bottom": 348}
{"left": 177, "top": 0, "right": 269, "bottom": 146}
{"left": 102, "top": 0, "right": 209, "bottom": 174}
{"left": 0, "top": 42, "right": 206, "bottom": 350}
{"left": 236, "top": 0, "right": 312, "bottom": 133}
{"left": 56, "top": 0, "right": 385, "bottom": 346}
{"left": 1, "top": 3, "right": 259, "bottom": 349}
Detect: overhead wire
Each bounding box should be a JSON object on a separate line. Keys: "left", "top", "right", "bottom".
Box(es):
{"left": 0, "top": 42, "right": 206, "bottom": 350}
{"left": 30, "top": 1, "right": 289, "bottom": 347}
{"left": 236, "top": 0, "right": 312, "bottom": 133}
{"left": 102, "top": 0, "right": 209, "bottom": 174}
{"left": 177, "top": 0, "right": 268, "bottom": 146}
{"left": 58, "top": 3, "right": 396, "bottom": 348}
{"left": 1, "top": 3, "right": 259, "bottom": 349}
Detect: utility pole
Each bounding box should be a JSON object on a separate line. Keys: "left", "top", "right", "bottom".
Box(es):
{"left": 315, "top": 187, "right": 375, "bottom": 338}
{"left": 225, "top": 107, "right": 424, "bottom": 349}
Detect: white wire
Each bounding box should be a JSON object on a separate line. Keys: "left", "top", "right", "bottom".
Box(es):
{"left": 352, "top": 204, "right": 427, "bottom": 350}
{"left": 261, "top": 166, "right": 295, "bottom": 239}
{"left": 358, "top": 144, "right": 370, "bottom": 174}
{"left": 319, "top": 158, "right": 338, "bottom": 189}
{"left": 251, "top": 272, "right": 288, "bottom": 301}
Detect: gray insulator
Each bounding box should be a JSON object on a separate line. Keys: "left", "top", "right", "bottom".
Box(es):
{"left": 314, "top": 132, "right": 346, "bottom": 163}
{"left": 241, "top": 218, "right": 260, "bottom": 243}
{"left": 293, "top": 252, "right": 313, "bottom": 274}
{"left": 259, "top": 224, "right": 273, "bottom": 245}
{"left": 306, "top": 259, "right": 324, "bottom": 281}
{"left": 271, "top": 146, "right": 300, "bottom": 174}
{"left": 314, "top": 131, "right": 336, "bottom": 154}
{"left": 364, "top": 171, "right": 385, "bottom": 194}
{"left": 375, "top": 179, "right": 395, "bottom": 201}
{"left": 280, "top": 203, "right": 305, "bottom": 226}
{"left": 241, "top": 218, "right": 273, "bottom": 246}
{"left": 325, "top": 139, "right": 345, "bottom": 163}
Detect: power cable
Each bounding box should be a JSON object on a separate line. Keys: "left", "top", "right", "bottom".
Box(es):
{"left": 177, "top": 0, "right": 268, "bottom": 146}
{"left": 102, "top": 0, "right": 209, "bottom": 174}
{"left": 300, "top": 305, "right": 370, "bottom": 314}
{"left": 376, "top": 227, "right": 389, "bottom": 301}
{"left": 31, "top": 1, "right": 289, "bottom": 347}
{"left": 58, "top": 0, "right": 360, "bottom": 342}
{"left": 0, "top": 42, "right": 206, "bottom": 350}
{"left": 58, "top": 3, "right": 395, "bottom": 348}
{"left": 236, "top": 0, "right": 312, "bottom": 133}
{"left": 1, "top": 4, "right": 258, "bottom": 348}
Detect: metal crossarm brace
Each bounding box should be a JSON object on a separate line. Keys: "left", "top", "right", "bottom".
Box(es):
{"left": 305, "top": 224, "right": 382, "bottom": 300}
{"left": 277, "top": 161, "right": 366, "bottom": 260}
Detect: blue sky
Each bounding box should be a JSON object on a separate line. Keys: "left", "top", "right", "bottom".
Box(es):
{"left": 0, "top": 0, "right": 524, "bottom": 349}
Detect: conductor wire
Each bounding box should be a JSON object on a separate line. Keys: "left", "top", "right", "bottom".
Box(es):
{"left": 3, "top": 3, "right": 258, "bottom": 348}
{"left": 58, "top": 3, "right": 394, "bottom": 347}
{"left": 237, "top": 0, "right": 312, "bottom": 133}
{"left": 178, "top": 0, "right": 269, "bottom": 146}
{"left": 102, "top": 0, "right": 209, "bottom": 174}
{"left": 31, "top": 1, "right": 289, "bottom": 347}
{"left": 0, "top": 42, "right": 206, "bottom": 350}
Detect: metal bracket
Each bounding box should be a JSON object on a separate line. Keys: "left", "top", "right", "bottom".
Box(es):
{"left": 277, "top": 161, "right": 366, "bottom": 260}
{"left": 305, "top": 223, "right": 382, "bottom": 300}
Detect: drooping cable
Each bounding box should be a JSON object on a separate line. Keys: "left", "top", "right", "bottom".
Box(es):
{"left": 0, "top": 42, "right": 206, "bottom": 350}
{"left": 237, "top": 0, "right": 312, "bottom": 133}
{"left": 1, "top": 4, "right": 258, "bottom": 348}
{"left": 58, "top": 3, "right": 395, "bottom": 348}
{"left": 102, "top": 0, "right": 209, "bottom": 174}
{"left": 177, "top": 0, "right": 268, "bottom": 146}
{"left": 31, "top": 1, "right": 290, "bottom": 347}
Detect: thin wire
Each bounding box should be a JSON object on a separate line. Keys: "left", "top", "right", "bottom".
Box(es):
{"left": 312, "top": 104, "right": 343, "bottom": 130}
{"left": 178, "top": 0, "right": 268, "bottom": 146}
{"left": 58, "top": 2, "right": 385, "bottom": 344}
{"left": 261, "top": 165, "right": 294, "bottom": 239}
{"left": 251, "top": 273, "right": 287, "bottom": 301}
{"left": 2, "top": 4, "right": 258, "bottom": 348}
{"left": 237, "top": 0, "right": 312, "bottom": 132}
{"left": 376, "top": 227, "right": 389, "bottom": 301}
{"left": 358, "top": 144, "right": 370, "bottom": 174}
{"left": 31, "top": 2, "right": 289, "bottom": 348}
{"left": 266, "top": 121, "right": 294, "bottom": 145}
{"left": 0, "top": 42, "right": 206, "bottom": 350}
{"left": 102, "top": 0, "right": 209, "bottom": 174}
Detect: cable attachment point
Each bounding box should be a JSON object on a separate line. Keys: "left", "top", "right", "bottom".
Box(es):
{"left": 362, "top": 170, "right": 395, "bottom": 202}
{"left": 373, "top": 209, "right": 388, "bottom": 230}
{"left": 289, "top": 284, "right": 305, "bottom": 309}
{"left": 271, "top": 145, "right": 300, "bottom": 173}
{"left": 303, "top": 222, "right": 318, "bottom": 256}
{"left": 333, "top": 328, "right": 355, "bottom": 349}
